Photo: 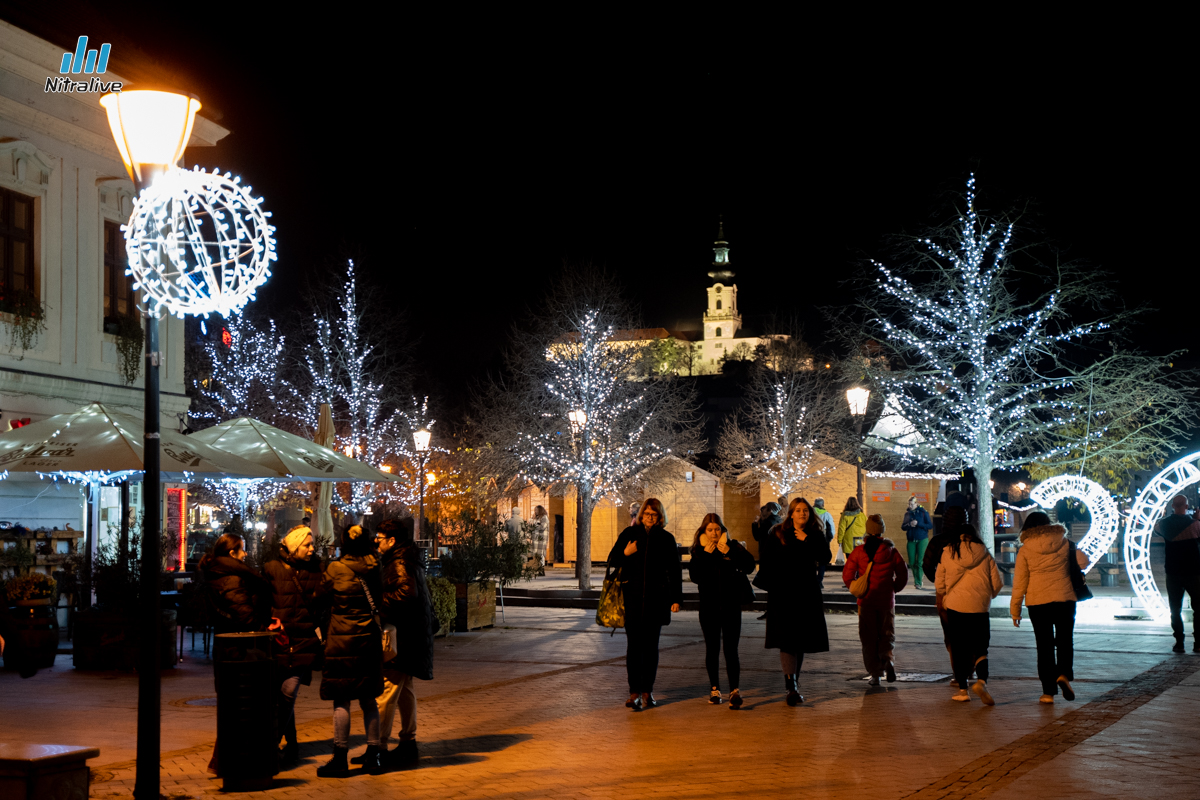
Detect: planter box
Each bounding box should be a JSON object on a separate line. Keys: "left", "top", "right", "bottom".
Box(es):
{"left": 454, "top": 580, "right": 495, "bottom": 632}
{"left": 2, "top": 603, "right": 59, "bottom": 670}
{"left": 72, "top": 609, "right": 177, "bottom": 671}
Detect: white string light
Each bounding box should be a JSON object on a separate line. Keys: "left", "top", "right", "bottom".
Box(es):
{"left": 124, "top": 167, "right": 276, "bottom": 318}
{"left": 1125, "top": 452, "right": 1200, "bottom": 623}
{"left": 1028, "top": 475, "right": 1119, "bottom": 574}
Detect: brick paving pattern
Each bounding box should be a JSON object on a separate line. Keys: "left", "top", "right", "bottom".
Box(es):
{"left": 2, "top": 607, "right": 1196, "bottom": 799}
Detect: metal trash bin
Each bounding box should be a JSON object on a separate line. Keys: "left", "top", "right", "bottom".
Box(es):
{"left": 1100, "top": 542, "right": 1121, "bottom": 587}
{"left": 213, "top": 632, "right": 278, "bottom": 791}
{"left": 998, "top": 541, "right": 1018, "bottom": 587}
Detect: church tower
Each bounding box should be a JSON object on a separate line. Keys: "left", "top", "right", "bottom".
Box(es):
{"left": 703, "top": 218, "right": 740, "bottom": 343}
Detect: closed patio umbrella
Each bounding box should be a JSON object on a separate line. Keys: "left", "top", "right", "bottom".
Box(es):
{"left": 313, "top": 403, "right": 336, "bottom": 547}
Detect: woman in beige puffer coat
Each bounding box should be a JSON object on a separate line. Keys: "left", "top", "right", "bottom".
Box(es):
{"left": 936, "top": 525, "right": 1003, "bottom": 704}
{"left": 1010, "top": 511, "right": 1088, "bottom": 704}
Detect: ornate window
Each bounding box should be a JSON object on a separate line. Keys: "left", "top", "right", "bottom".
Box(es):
{"left": 103, "top": 220, "right": 136, "bottom": 329}
{"left": 0, "top": 186, "right": 36, "bottom": 300}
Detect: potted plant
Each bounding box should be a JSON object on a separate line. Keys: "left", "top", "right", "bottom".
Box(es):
{"left": 438, "top": 514, "right": 537, "bottom": 631}
{"left": 426, "top": 575, "right": 456, "bottom": 637}
{"left": 111, "top": 313, "right": 144, "bottom": 385}
{"left": 69, "top": 523, "right": 178, "bottom": 671}
{"left": 3, "top": 572, "right": 59, "bottom": 669}
{"left": 0, "top": 289, "right": 48, "bottom": 358}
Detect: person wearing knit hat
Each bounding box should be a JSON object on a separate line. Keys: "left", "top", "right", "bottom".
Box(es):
{"left": 843, "top": 513, "right": 907, "bottom": 686}
{"left": 261, "top": 524, "right": 329, "bottom": 765}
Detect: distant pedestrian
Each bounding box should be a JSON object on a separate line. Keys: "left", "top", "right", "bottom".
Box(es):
{"left": 902, "top": 496, "right": 933, "bottom": 589}
{"left": 262, "top": 526, "right": 330, "bottom": 765}
{"left": 925, "top": 506, "right": 968, "bottom": 680}
{"left": 371, "top": 518, "right": 434, "bottom": 768}
{"left": 758, "top": 498, "right": 830, "bottom": 705}
{"left": 318, "top": 525, "right": 385, "bottom": 777}
{"left": 843, "top": 514, "right": 907, "bottom": 685}
{"left": 504, "top": 506, "right": 524, "bottom": 543}
{"left": 1010, "top": 512, "right": 1087, "bottom": 704}
{"left": 1154, "top": 495, "right": 1200, "bottom": 653}
{"left": 836, "top": 497, "right": 866, "bottom": 563}
{"left": 689, "top": 512, "right": 756, "bottom": 708}
{"left": 936, "top": 525, "right": 1003, "bottom": 704}
{"left": 200, "top": 533, "right": 276, "bottom": 776}
{"left": 608, "top": 498, "right": 683, "bottom": 711}
{"left": 531, "top": 505, "right": 550, "bottom": 572}
{"left": 812, "top": 498, "right": 836, "bottom": 582}
{"left": 751, "top": 502, "right": 784, "bottom": 546}
{"left": 629, "top": 501, "right": 640, "bottom": 529}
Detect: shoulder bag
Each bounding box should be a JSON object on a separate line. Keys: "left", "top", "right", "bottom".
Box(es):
{"left": 1066, "top": 540, "right": 1093, "bottom": 602}
{"left": 595, "top": 564, "right": 625, "bottom": 635}
{"left": 849, "top": 558, "right": 874, "bottom": 598}
{"left": 358, "top": 577, "right": 399, "bottom": 661}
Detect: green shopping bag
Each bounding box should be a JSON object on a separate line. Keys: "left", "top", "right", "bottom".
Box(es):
{"left": 595, "top": 565, "right": 625, "bottom": 634}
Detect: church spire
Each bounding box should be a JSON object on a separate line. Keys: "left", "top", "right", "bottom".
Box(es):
{"left": 708, "top": 215, "right": 734, "bottom": 282}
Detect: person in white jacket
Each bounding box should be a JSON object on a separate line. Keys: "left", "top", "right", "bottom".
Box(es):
{"left": 1010, "top": 512, "right": 1088, "bottom": 704}
{"left": 936, "top": 525, "right": 1003, "bottom": 704}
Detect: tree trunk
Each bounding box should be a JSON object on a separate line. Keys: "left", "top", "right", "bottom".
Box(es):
{"left": 976, "top": 463, "right": 995, "bottom": 553}
{"left": 576, "top": 488, "right": 593, "bottom": 591}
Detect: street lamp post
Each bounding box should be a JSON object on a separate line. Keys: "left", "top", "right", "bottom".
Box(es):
{"left": 101, "top": 89, "right": 201, "bottom": 800}
{"left": 846, "top": 387, "right": 871, "bottom": 509}
{"left": 567, "top": 409, "right": 587, "bottom": 583}
{"left": 413, "top": 427, "right": 431, "bottom": 550}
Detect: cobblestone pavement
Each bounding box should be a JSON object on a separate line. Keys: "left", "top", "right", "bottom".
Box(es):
{"left": 1, "top": 607, "right": 1196, "bottom": 799}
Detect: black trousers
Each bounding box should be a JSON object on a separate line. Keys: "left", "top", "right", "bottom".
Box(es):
{"left": 624, "top": 619, "right": 663, "bottom": 693}
{"left": 1027, "top": 601, "right": 1075, "bottom": 695}
{"left": 944, "top": 609, "right": 990, "bottom": 688}
{"left": 699, "top": 607, "right": 742, "bottom": 690}
{"left": 1167, "top": 573, "right": 1200, "bottom": 641}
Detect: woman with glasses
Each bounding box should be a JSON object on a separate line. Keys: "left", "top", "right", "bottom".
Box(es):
{"left": 607, "top": 498, "right": 683, "bottom": 711}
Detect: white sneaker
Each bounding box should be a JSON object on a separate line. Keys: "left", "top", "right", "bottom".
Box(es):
{"left": 867, "top": 676, "right": 880, "bottom": 686}
{"left": 1039, "top": 694, "right": 1054, "bottom": 704}
{"left": 952, "top": 689, "right": 971, "bottom": 702}
{"left": 972, "top": 680, "right": 995, "bottom": 706}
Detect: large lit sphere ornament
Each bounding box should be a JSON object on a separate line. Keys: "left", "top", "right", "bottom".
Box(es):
{"left": 1125, "top": 453, "right": 1200, "bottom": 623}
{"left": 124, "top": 166, "right": 276, "bottom": 318}
{"left": 1028, "top": 476, "right": 1119, "bottom": 575}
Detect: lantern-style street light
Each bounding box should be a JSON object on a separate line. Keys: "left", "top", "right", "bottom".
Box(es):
{"left": 413, "top": 428, "right": 432, "bottom": 550}
{"left": 846, "top": 387, "right": 871, "bottom": 508}
{"left": 101, "top": 88, "right": 201, "bottom": 800}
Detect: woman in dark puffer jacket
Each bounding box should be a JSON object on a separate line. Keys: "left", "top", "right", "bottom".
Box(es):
{"left": 317, "top": 525, "right": 385, "bottom": 777}
{"left": 262, "top": 525, "right": 330, "bottom": 765}
{"left": 689, "top": 512, "right": 755, "bottom": 708}
{"left": 200, "top": 532, "right": 275, "bottom": 776}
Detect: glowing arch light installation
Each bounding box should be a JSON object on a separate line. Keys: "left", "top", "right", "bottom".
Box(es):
{"left": 1028, "top": 475, "right": 1120, "bottom": 574}
{"left": 124, "top": 166, "right": 276, "bottom": 318}
{"left": 1125, "top": 452, "right": 1200, "bottom": 623}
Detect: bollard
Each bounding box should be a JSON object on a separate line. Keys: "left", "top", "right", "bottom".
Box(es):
{"left": 999, "top": 541, "right": 1018, "bottom": 587}
{"left": 1100, "top": 542, "right": 1120, "bottom": 587}
{"left": 213, "top": 632, "right": 278, "bottom": 791}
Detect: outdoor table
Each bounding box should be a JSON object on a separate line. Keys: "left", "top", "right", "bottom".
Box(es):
{"left": 212, "top": 632, "right": 278, "bottom": 791}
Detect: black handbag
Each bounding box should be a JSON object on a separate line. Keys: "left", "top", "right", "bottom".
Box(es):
{"left": 1067, "top": 540, "right": 1093, "bottom": 602}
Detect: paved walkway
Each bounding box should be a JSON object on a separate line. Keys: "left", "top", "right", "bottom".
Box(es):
{"left": 1, "top": 606, "right": 1196, "bottom": 799}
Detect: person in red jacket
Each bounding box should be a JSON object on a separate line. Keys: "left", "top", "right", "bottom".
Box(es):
{"left": 843, "top": 514, "right": 908, "bottom": 685}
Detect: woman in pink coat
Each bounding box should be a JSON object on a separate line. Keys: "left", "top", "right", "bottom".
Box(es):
{"left": 843, "top": 514, "right": 907, "bottom": 685}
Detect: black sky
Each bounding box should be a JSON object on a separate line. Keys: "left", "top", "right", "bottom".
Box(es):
{"left": 5, "top": 4, "right": 1195, "bottom": 419}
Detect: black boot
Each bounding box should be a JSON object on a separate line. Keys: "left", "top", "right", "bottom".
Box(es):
{"left": 391, "top": 740, "right": 419, "bottom": 767}
{"left": 316, "top": 746, "right": 349, "bottom": 778}
{"left": 277, "top": 697, "right": 298, "bottom": 766}
{"left": 785, "top": 674, "right": 802, "bottom": 706}
{"left": 1173, "top": 636, "right": 1186, "bottom": 654}
{"left": 360, "top": 745, "right": 385, "bottom": 775}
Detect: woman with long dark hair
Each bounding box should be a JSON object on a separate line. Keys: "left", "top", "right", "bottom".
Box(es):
{"left": 262, "top": 525, "right": 329, "bottom": 765}
{"left": 688, "top": 512, "right": 755, "bottom": 708}
{"left": 607, "top": 498, "right": 683, "bottom": 711}
{"left": 936, "top": 524, "right": 1003, "bottom": 704}
{"left": 759, "top": 498, "right": 830, "bottom": 705}
{"left": 317, "top": 525, "right": 385, "bottom": 776}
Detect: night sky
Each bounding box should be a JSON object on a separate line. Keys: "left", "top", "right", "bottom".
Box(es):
{"left": 5, "top": 5, "right": 1194, "bottom": 422}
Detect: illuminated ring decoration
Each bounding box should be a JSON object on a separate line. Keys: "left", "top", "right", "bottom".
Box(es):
{"left": 1028, "top": 475, "right": 1119, "bottom": 575}
{"left": 1125, "top": 452, "right": 1200, "bottom": 623}
{"left": 124, "top": 167, "right": 276, "bottom": 318}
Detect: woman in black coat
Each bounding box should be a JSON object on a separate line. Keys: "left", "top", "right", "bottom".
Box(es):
{"left": 607, "top": 498, "right": 683, "bottom": 712}
{"left": 688, "top": 512, "right": 755, "bottom": 708}
{"left": 261, "top": 525, "right": 329, "bottom": 765}
{"left": 317, "top": 525, "right": 385, "bottom": 777}
{"left": 199, "top": 532, "right": 275, "bottom": 777}
{"left": 759, "top": 497, "right": 830, "bottom": 705}
{"left": 374, "top": 517, "right": 434, "bottom": 765}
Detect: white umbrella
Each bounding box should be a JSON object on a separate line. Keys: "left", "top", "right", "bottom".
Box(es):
{"left": 187, "top": 417, "right": 396, "bottom": 482}
{"left": 0, "top": 403, "right": 278, "bottom": 481}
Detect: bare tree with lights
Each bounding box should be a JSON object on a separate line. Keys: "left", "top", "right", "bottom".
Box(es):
{"left": 192, "top": 311, "right": 289, "bottom": 425}
{"left": 493, "top": 269, "right": 703, "bottom": 590}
